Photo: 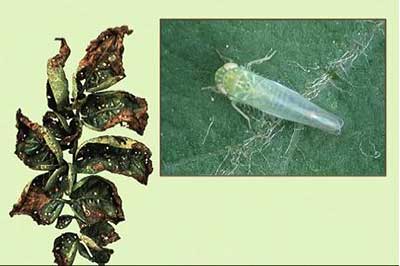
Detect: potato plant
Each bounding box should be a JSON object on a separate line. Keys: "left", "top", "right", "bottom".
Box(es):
{"left": 10, "top": 26, "right": 152, "bottom": 265}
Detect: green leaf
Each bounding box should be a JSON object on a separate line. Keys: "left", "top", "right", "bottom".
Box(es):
{"left": 75, "top": 136, "right": 152, "bottom": 185}
{"left": 52, "top": 233, "right": 79, "bottom": 266}
{"left": 89, "top": 248, "right": 113, "bottom": 265}
{"left": 42, "top": 111, "right": 82, "bottom": 152}
{"left": 80, "top": 90, "right": 148, "bottom": 135}
{"left": 54, "top": 232, "right": 114, "bottom": 265}
{"left": 77, "top": 242, "right": 92, "bottom": 261}
{"left": 47, "top": 38, "right": 73, "bottom": 116}
{"left": 55, "top": 215, "right": 74, "bottom": 229}
{"left": 80, "top": 221, "right": 120, "bottom": 247}
{"left": 160, "top": 20, "right": 385, "bottom": 176}
{"left": 76, "top": 25, "right": 133, "bottom": 93}
{"left": 44, "top": 162, "right": 76, "bottom": 195}
{"left": 69, "top": 175, "right": 124, "bottom": 225}
{"left": 44, "top": 163, "right": 68, "bottom": 192}
{"left": 79, "top": 235, "right": 114, "bottom": 265}
{"left": 78, "top": 222, "right": 120, "bottom": 264}
{"left": 9, "top": 172, "right": 64, "bottom": 225}
{"left": 65, "top": 163, "right": 77, "bottom": 195}
{"left": 15, "top": 109, "right": 63, "bottom": 170}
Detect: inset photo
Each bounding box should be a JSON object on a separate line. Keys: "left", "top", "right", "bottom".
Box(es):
{"left": 160, "top": 19, "right": 386, "bottom": 176}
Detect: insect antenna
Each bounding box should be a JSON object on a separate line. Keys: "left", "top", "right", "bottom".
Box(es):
{"left": 215, "top": 48, "right": 234, "bottom": 63}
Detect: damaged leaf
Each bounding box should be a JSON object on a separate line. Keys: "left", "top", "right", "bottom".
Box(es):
{"left": 43, "top": 111, "right": 82, "bottom": 152}
{"left": 47, "top": 38, "right": 73, "bottom": 116}
{"left": 80, "top": 90, "right": 148, "bottom": 135}
{"left": 15, "top": 109, "right": 63, "bottom": 170}
{"left": 89, "top": 247, "right": 113, "bottom": 265}
{"left": 69, "top": 175, "right": 124, "bottom": 225}
{"left": 79, "top": 235, "right": 114, "bottom": 264}
{"left": 54, "top": 232, "right": 114, "bottom": 265}
{"left": 71, "top": 73, "right": 86, "bottom": 107}
{"left": 76, "top": 26, "right": 133, "bottom": 93}
{"left": 75, "top": 136, "right": 153, "bottom": 185}
{"left": 12, "top": 25, "right": 153, "bottom": 265}
{"left": 56, "top": 215, "right": 74, "bottom": 229}
{"left": 10, "top": 172, "right": 64, "bottom": 225}
{"left": 80, "top": 221, "right": 120, "bottom": 247}
{"left": 53, "top": 232, "right": 79, "bottom": 266}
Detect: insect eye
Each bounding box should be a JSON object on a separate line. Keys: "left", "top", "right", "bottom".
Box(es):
{"left": 223, "top": 62, "right": 238, "bottom": 70}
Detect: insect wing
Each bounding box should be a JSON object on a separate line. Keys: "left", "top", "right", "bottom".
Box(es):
{"left": 239, "top": 71, "right": 343, "bottom": 134}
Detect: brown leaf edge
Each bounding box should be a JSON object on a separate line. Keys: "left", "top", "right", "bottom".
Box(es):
{"left": 9, "top": 172, "right": 63, "bottom": 225}
{"left": 15, "top": 109, "right": 63, "bottom": 169}
{"left": 76, "top": 25, "right": 133, "bottom": 91}
{"left": 81, "top": 91, "right": 148, "bottom": 135}
{"left": 75, "top": 136, "right": 153, "bottom": 185}
{"left": 70, "top": 175, "right": 125, "bottom": 225}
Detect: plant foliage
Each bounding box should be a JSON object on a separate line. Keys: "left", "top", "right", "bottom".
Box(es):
{"left": 10, "top": 26, "right": 152, "bottom": 265}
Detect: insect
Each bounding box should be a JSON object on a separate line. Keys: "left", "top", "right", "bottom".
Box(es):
{"left": 205, "top": 49, "right": 344, "bottom": 135}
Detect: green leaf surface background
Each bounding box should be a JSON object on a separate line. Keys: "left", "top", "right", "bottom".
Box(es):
{"left": 160, "top": 20, "right": 385, "bottom": 176}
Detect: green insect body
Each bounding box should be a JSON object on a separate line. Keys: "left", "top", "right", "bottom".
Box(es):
{"left": 214, "top": 62, "right": 344, "bottom": 135}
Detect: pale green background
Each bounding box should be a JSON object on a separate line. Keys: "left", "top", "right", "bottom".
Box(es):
{"left": 0, "top": 0, "right": 398, "bottom": 265}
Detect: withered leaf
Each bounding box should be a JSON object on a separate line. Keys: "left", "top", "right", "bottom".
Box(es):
{"left": 15, "top": 109, "right": 63, "bottom": 170}
{"left": 47, "top": 38, "right": 73, "bottom": 117}
{"left": 80, "top": 221, "right": 120, "bottom": 247}
{"left": 43, "top": 111, "right": 82, "bottom": 152}
{"left": 55, "top": 215, "right": 74, "bottom": 229}
{"left": 69, "top": 175, "right": 124, "bottom": 225}
{"left": 75, "top": 136, "right": 153, "bottom": 185}
{"left": 9, "top": 172, "right": 64, "bottom": 225}
{"left": 53, "top": 232, "right": 79, "bottom": 266}
{"left": 76, "top": 26, "right": 133, "bottom": 93}
{"left": 80, "top": 90, "right": 148, "bottom": 135}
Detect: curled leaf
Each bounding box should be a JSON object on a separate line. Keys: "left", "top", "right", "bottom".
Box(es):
{"left": 71, "top": 72, "right": 86, "bottom": 105}
{"left": 75, "top": 136, "right": 153, "bottom": 185}
{"left": 80, "top": 234, "right": 114, "bottom": 264}
{"left": 44, "top": 163, "right": 76, "bottom": 196}
{"left": 80, "top": 221, "right": 120, "bottom": 247}
{"left": 65, "top": 163, "right": 77, "bottom": 195}
{"left": 9, "top": 172, "right": 64, "bottom": 225}
{"left": 89, "top": 248, "right": 113, "bottom": 265}
{"left": 56, "top": 215, "right": 74, "bottom": 229}
{"left": 69, "top": 175, "right": 124, "bottom": 225}
{"left": 80, "top": 90, "right": 148, "bottom": 135}
{"left": 15, "top": 109, "right": 63, "bottom": 170}
{"left": 76, "top": 25, "right": 133, "bottom": 93}
{"left": 77, "top": 242, "right": 92, "bottom": 261}
{"left": 54, "top": 232, "right": 114, "bottom": 265}
{"left": 47, "top": 38, "right": 72, "bottom": 116}
{"left": 44, "top": 163, "right": 68, "bottom": 191}
{"left": 53, "top": 233, "right": 79, "bottom": 266}
{"left": 79, "top": 234, "right": 114, "bottom": 265}
{"left": 43, "top": 111, "right": 82, "bottom": 152}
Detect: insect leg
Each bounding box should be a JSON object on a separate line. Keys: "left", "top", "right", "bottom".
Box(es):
{"left": 201, "top": 86, "right": 223, "bottom": 94}
{"left": 246, "top": 49, "right": 277, "bottom": 69}
{"left": 231, "top": 101, "right": 252, "bottom": 130}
